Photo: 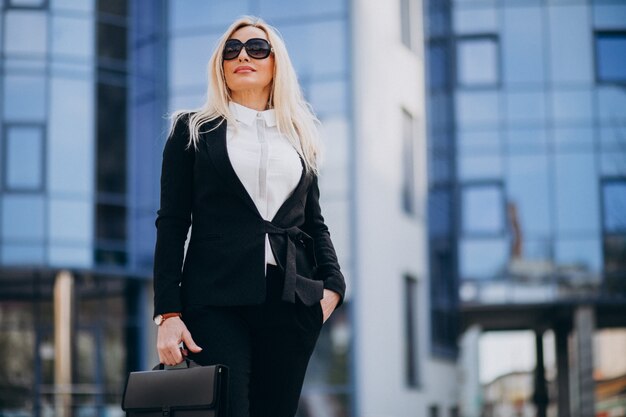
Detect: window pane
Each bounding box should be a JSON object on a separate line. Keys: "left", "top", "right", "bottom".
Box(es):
{"left": 603, "top": 181, "right": 626, "bottom": 233}
{"left": 505, "top": 91, "right": 546, "bottom": 126}
{"left": 49, "top": 199, "right": 93, "bottom": 242}
{"left": 597, "top": 86, "right": 626, "bottom": 123}
{"left": 507, "top": 155, "right": 551, "bottom": 237}
{"left": 550, "top": 88, "right": 593, "bottom": 124}
{"left": 401, "top": 0, "right": 412, "bottom": 48}
{"left": 405, "top": 276, "right": 420, "bottom": 387}
{"left": 456, "top": 91, "right": 501, "bottom": 128}
{"left": 169, "top": 0, "right": 248, "bottom": 31}
{"left": 10, "top": 0, "right": 45, "bottom": 6}
{"left": 457, "top": 37, "right": 498, "bottom": 86}
{"left": 169, "top": 33, "right": 218, "bottom": 90}
{"left": 52, "top": 15, "right": 94, "bottom": 59}
{"left": 507, "top": 127, "right": 548, "bottom": 154}
{"left": 553, "top": 126, "right": 594, "bottom": 153}
{"left": 453, "top": 7, "right": 497, "bottom": 34}
{"left": 502, "top": 6, "right": 545, "bottom": 86}
{"left": 458, "top": 155, "right": 502, "bottom": 180}
{"left": 462, "top": 185, "right": 504, "bottom": 235}
{"left": 258, "top": 0, "right": 345, "bottom": 19}
{"left": 97, "top": 21, "right": 127, "bottom": 61}
{"left": 280, "top": 20, "right": 347, "bottom": 79}
{"left": 402, "top": 109, "right": 416, "bottom": 215}
{"left": 51, "top": 0, "right": 94, "bottom": 11}
{"left": 309, "top": 80, "right": 347, "bottom": 117}
{"left": 48, "top": 245, "right": 92, "bottom": 267}
{"left": 593, "top": 5, "right": 626, "bottom": 30}
{"left": 595, "top": 32, "right": 626, "bottom": 83}
{"left": 548, "top": 5, "right": 593, "bottom": 84}
{"left": 4, "top": 75, "right": 46, "bottom": 121}
{"left": 5, "top": 10, "right": 47, "bottom": 55}
{"left": 6, "top": 126, "right": 43, "bottom": 190}
{"left": 429, "top": 188, "right": 452, "bottom": 238}
{"left": 1, "top": 195, "right": 45, "bottom": 240}
{"left": 555, "top": 154, "right": 600, "bottom": 234}
{"left": 555, "top": 238, "right": 602, "bottom": 280}
{"left": 460, "top": 238, "right": 508, "bottom": 280}
{"left": 1, "top": 244, "right": 45, "bottom": 264}
{"left": 458, "top": 129, "right": 500, "bottom": 154}
{"left": 48, "top": 77, "right": 94, "bottom": 195}
{"left": 428, "top": 43, "right": 451, "bottom": 91}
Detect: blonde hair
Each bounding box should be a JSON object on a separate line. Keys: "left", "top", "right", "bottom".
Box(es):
{"left": 168, "top": 15, "right": 322, "bottom": 176}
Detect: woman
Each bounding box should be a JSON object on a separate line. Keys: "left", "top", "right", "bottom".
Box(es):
{"left": 153, "top": 15, "right": 346, "bottom": 417}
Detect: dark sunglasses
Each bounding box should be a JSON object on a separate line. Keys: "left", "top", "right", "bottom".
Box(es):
{"left": 223, "top": 38, "right": 273, "bottom": 60}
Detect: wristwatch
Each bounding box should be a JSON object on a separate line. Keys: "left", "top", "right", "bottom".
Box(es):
{"left": 154, "top": 312, "right": 181, "bottom": 326}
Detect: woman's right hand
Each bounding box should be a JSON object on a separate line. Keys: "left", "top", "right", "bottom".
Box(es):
{"left": 156, "top": 317, "right": 203, "bottom": 365}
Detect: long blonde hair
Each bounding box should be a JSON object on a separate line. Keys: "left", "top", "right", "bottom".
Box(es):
{"left": 168, "top": 15, "right": 322, "bottom": 176}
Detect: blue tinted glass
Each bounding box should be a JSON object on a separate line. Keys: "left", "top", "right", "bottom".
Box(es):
{"left": 551, "top": 89, "right": 593, "bottom": 123}
{"left": 596, "top": 33, "right": 626, "bottom": 82}
{"left": 1, "top": 195, "right": 45, "bottom": 240}
{"left": 4, "top": 75, "right": 46, "bottom": 121}
{"left": 460, "top": 238, "right": 508, "bottom": 280}
{"left": 51, "top": 0, "right": 94, "bottom": 11}
{"left": 458, "top": 155, "right": 502, "bottom": 180}
{"left": 258, "top": 0, "right": 345, "bottom": 19}
{"left": 457, "top": 37, "right": 498, "bottom": 86}
{"left": 456, "top": 91, "right": 501, "bottom": 128}
{"left": 548, "top": 5, "right": 593, "bottom": 84}
{"left": 49, "top": 199, "right": 92, "bottom": 242}
{"left": 169, "top": 33, "right": 219, "bottom": 89}
{"left": 555, "top": 238, "right": 602, "bottom": 277}
{"left": 453, "top": 7, "right": 497, "bottom": 34}
{"left": 169, "top": 0, "right": 248, "bottom": 31}
{"left": 49, "top": 246, "right": 92, "bottom": 267}
{"left": 603, "top": 182, "right": 626, "bottom": 233}
{"left": 502, "top": 6, "right": 544, "bottom": 86}
{"left": 553, "top": 126, "right": 594, "bottom": 152}
{"left": 5, "top": 10, "right": 47, "bottom": 55}
{"left": 600, "top": 151, "right": 626, "bottom": 177}
{"left": 507, "top": 155, "right": 551, "bottom": 237}
{"left": 429, "top": 189, "right": 451, "bottom": 237}
{"left": 458, "top": 129, "right": 500, "bottom": 154}
{"left": 599, "top": 126, "right": 623, "bottom": 152}
{"left": 593, "top": 5, "right": 626, "bottom": 29}
{"left": 309, "top": 80, "right": 347, "bottom": 116}
{"left": 555, "top": 154, "right": 600, "bottom": 234}
{"left": 462, "top": 185, "right": 504, "bottom": 234}
{"left": 51, "top": 15, "right": 94, "bottom": 58}
{"left": 507, "top": 127, "right": 548, "bottom": 154}
{"left": 505, "top": 91, "right": 546, "bottom": 126}
{"left": 596, "top": 86, "right": 626, "bottom": 123}
{"left": 11, "top": 0, "right": 45, "bottom": 5}
{"left": 428, "top": 43, "right": 450, "bottom": 90}
{"left": 279, "top": 20, "right": 347, "bottom": 79}
{"left": 48, "top": 77, "right": 94, "bottom": 194}
{"left": 6, "top": 126, "right": 43, "bottom": 190}
{"left": 1, "top": 244, "right": 45, "bottom": 265}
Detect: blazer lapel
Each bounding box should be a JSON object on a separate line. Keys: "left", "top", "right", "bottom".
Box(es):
{"left": 201, "top": 117, "right": 312, "bottom": 223}
{"left": 203, "top": 118, "right": 259, "bottom": 216}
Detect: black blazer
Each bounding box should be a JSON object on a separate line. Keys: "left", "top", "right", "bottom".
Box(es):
{"left": 153, "top": 112, "right": 346, "bottom": 317}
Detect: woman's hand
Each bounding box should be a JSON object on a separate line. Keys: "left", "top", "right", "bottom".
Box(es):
{"left": 156, "top": 317, "right": 203, "bottom": 365}
{"left": 320, "top": 289, "right": 341, "bottom": 324}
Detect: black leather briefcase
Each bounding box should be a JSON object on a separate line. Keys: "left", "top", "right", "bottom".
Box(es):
{"left": 121, "top": 360, "right": 229, "bottom": 417}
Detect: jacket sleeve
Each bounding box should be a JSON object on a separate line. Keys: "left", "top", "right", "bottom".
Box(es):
{"left": 302, "top": 174, "right": 347, "bottom": 309}
{"left": 153, "top": 113, "right": 194, "bottom": 317}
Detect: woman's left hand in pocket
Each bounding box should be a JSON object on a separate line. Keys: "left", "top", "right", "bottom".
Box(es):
{"left": 320, "top": 289, "right": 340, "bottom": 324}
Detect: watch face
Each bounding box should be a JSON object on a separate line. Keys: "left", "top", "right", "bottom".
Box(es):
{"left": 154, "top": 315, "right": 163, "bottom": 325}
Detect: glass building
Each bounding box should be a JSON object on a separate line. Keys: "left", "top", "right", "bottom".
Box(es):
{"left": 424, "top": 0, "right": 626, "bottom": 415}
{"left": 0, "top": 0, "right": 353, "bottom": 415}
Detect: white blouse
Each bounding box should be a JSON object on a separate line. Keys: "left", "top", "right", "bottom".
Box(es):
{"left": 226, "top": 101, "right": 303, "bottom": 276}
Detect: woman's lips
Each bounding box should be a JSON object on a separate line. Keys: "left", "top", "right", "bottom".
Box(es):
{"left": 235, "top": 66, "right": 255, "bottom": 73}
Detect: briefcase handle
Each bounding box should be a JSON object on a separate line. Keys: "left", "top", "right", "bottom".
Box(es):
{"left": 153, "top": 358, "right": 202, "bottom": 370}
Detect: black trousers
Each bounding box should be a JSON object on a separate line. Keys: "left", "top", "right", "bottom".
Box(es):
{"left": 183, "top": 264, "right": 324, "bottom": 417}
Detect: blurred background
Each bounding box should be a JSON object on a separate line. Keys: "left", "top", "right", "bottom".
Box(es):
{"left": 0, "top": 0, "right": 624, "bottom": 416}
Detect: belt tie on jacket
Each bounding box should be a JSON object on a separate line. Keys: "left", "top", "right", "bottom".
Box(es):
{"left": 263, "top": 220, "right": 314, "bottom": 303}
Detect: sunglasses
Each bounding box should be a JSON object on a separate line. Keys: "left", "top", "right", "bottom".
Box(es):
{"left": 223, "top": 38, "right": 273, "bottom": 60}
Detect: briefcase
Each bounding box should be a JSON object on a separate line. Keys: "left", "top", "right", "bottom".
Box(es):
{"left": 121, "top": 360, "right": 229, "bottom": 417}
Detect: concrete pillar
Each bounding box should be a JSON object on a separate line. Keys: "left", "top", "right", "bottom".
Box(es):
{"left": 459, "top": 325, "right": 482, "bottom": 417}
{"left": 54, "top": 270, "right": 74, "bottom": 417}
{"left": 555, "top": 325, "right": 571, "bottom": 417}
{"left": 532, "top": 329, "right": 548, "bottom": 417}
{"left": 573, "top": 306, "right": 596, "bottom": 417}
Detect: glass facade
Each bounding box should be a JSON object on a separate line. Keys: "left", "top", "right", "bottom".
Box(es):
{"left": 425, "top": 0, "right": 626, "bottom": 318}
